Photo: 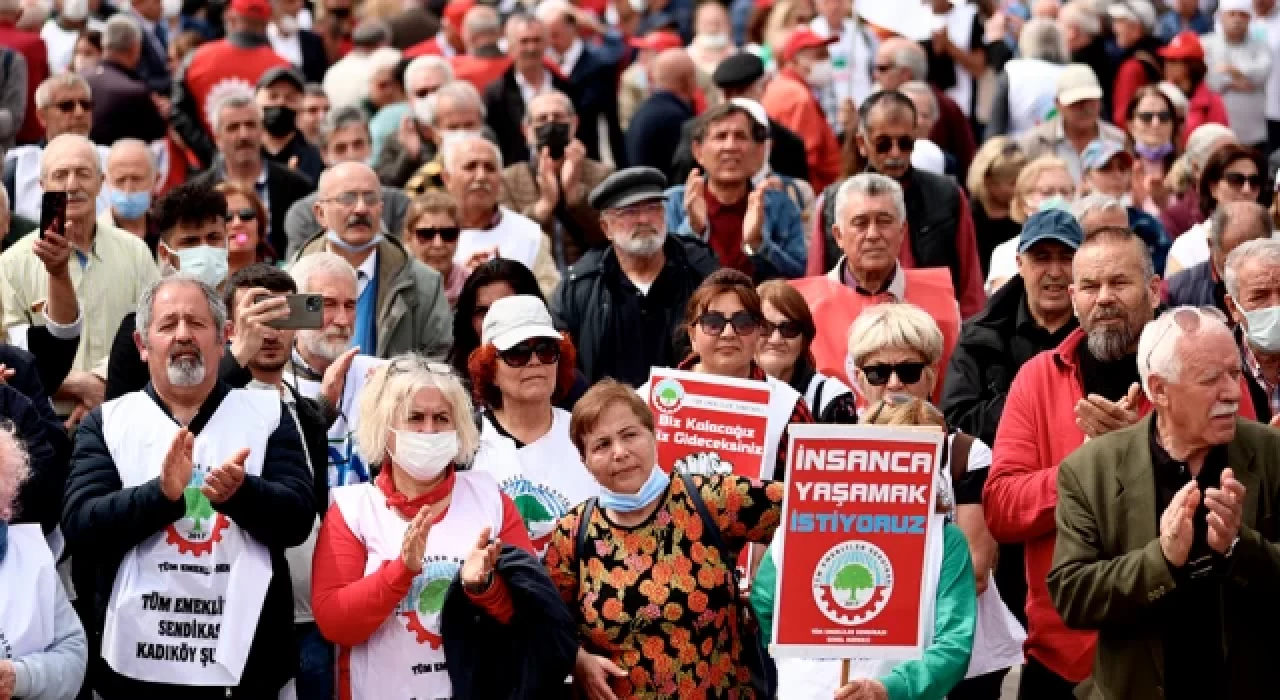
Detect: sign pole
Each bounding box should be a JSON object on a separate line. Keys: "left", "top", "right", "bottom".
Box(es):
{"left": 840, "top": 660, "right": 850, "bottom": 686}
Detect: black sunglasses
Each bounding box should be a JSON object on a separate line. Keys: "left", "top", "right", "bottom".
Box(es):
{"left": 762, "top": 319, "right": 804, "bottom": 339}
{"left": 413, "top": 226, "right": 460, "bottom": 243}
{"left": 499, "top": 337, "right": 561, "bottom": 368}
{"left": 861, "top": 361, "right": 927, "bottom": 386}
{"left": 872, "top": 135, "right": 913, "bottom": 154}
{"left": 224, "top": 208, "right": 257, "bottom": 222}
{"left": 1223, "top": 172, "right": 1264, "bottom": 190}
{"left": 697, "top": 310, "right": 760, "bottom": 336}
{"left": 1135, "top": 110, "right": 1173, "bottom": 125}
{"left": 54, "top": 99, "right": 93, "bottom": 113}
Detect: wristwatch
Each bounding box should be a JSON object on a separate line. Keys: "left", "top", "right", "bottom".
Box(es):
{"left": 463, "top": 570, "right": 494, "bottom": 595}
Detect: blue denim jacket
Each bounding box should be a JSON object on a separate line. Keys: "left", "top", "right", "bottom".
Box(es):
{"left": 663, "top": 183, "right": 808, "bottom": 278}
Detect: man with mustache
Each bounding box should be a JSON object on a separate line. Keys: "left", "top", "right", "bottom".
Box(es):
{"left": 1049, "top": 305, "right": 1280, "bottom": 700}
{"left": 551, "top": 166, "right": 718, "bottom": 387}
{"left": 483, "top": 13, "right": 570, "bottom": 167}
{"left": 63, "top": 273, "right": 314, "bottom": 698}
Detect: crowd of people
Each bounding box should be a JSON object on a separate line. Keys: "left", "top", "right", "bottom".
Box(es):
{"left": 0, "top": 0, "right": 1279, "bottom": 698}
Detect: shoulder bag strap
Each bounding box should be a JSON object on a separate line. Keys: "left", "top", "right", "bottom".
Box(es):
{"left": 950, "top": 431, "right": 975, "bottom": 488}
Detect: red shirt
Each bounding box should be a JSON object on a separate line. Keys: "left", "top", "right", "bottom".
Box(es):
{"left": 704, "top": 185, "right": 751, "bottom": 276}
{"left": 0, "top": 22, "right": 49, "bottom": 144}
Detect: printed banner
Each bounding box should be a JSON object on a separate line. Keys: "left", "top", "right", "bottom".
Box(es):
{"left": 647, "top": 368, "right": 770, "bottom": 478}
{"left": 772, "top": 424, "right": 942, "bottom": 660}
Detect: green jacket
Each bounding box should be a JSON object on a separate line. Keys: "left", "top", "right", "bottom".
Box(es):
{"left": 751, "top": 524, "right": 976, "bottom": 700}
{"left": 1049, "top": 416, "right": 1280, "bottom": 700}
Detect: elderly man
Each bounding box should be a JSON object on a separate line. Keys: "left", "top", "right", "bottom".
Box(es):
{"left": 62, "top": 273, "right": 314, "bottom": 698}
{"left": 808, "top": 91, "right": 985, "bottom": 317}
{"left": 448, "top": 5, "right": 508, "bottom": 93}
{"left": 0, "top": 134, "right": 158, "bottom": 423}
{"left": 101, "top": 138, "right": 159, "bottom": 252}
{"left": 536, "top": 0, "right": 626, "bottom": 166}
{"left": 285, "top": 106, "right": 411, "bottom": 258}
{"left": 1226, "top": 238, "right": 1280, "bottom": 424}
{"left": 189, "top": 91, "right": 313, "bottom": 260}
{"left": 626, "top": 48, "right": 697, "bottom": 176}
{"left": 760, "top": 28, "right": 842, "bottom": 193}
{"left": 552, "top": 167, "right": 718, "bottom": 386}
{"left": 294, "top": 161, "right": 452, "bottom": 360}
{"left": 1021, "top": 64, "right": 1126, "bottom": 182}
{"left": 85, "top": 15, "right": 166, "bottom": 146}
{"left": 872, "top": 36, "right": 976, "bottom": 181}
{"left": 441, "top": 133, "right": 559, "bottom": 295}
{"left": 4, "top": 74, "right": 110, "bottom": 222}
{"left": 376, "top": 78, "right": 483, "bottom": 190}
{"left": 484, "top": 14, "right": 570, "bottom": 166}
{"left": 0, "top": 0, "right": 48, "bottom": 146}
{"left": 255, "top": 65, "right": 323, "bottom": 183}
{"left": 987, "top": 18, "right": 1070, "bottom": 138}
{"left": 664, "top": 101, "right": 806, "bottom": 281}
{"left": 792, "top": 173, "right": 962, "bottom": 392}
{"left": 500, "top": 91, "right": 613, "bottom": 270}
{"left": 1048, "top": 305, "right": 1280, "bottom": 699}
{"left": 1168, "top": 200, "right": 1270, "bottom": 314}
{"left": 321, "top": 21, "right": 395, "bottom": 110}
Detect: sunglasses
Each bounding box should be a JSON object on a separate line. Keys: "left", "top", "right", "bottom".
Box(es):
{"left": 1135, "top": 110, "right": 1174, "bottom": 125}
{"left": 54, "top": 99, "right": 93, "bottom": 113}
{"left": 413, "top": 226, "right": 460, "bottom": 243}
{"left": 696, "top": 310, "right": 760, "bottom": 336}
{"left": 872, "top": 135, "right": 913, "bottom": 155}
{"left": 224, "top": 208, "right": 257, "bottom": 222}
{"left": 1223, "top": 172, "right": 1264, "bottom": 190}
{"left": 1142, "top": 306, "right": 1226, "bottom": 374}
{"left": 861, "top": 361, "right": 928, "bottom": 386}
{"left": 761, "top": 319, "right": 804, "bottom": 339}
{"left": 500, "top": 337, "right": 561, "bottom": 368}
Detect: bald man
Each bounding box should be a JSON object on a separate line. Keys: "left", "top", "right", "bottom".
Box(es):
{"left": 293, "top": 162, "right": 453, "bottom": 360}
{"left": 626, "top": 48, "right": 698, "bottom": 174}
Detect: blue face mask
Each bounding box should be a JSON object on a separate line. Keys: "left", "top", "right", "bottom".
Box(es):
{"left": 326, "top": 230, "right": 383, "bottom": 254}
{"left": 1039, "top": 195, "right": 1072, "bottom": 213}
{"left": 598, "top": 466, "right": 671, "bottom": 513}
{"left": 1243, "top": 305, "right": 1280, "bottom": 353}
{"left": 109, "top": 188, "right": 151, "bottom": 221}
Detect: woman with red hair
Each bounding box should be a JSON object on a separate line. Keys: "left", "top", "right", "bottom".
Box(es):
{"left": 468, "top": 295, "right": 598, "bottom": 556}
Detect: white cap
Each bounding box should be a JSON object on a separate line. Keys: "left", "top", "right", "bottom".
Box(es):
{"left": 1056, "top": 63, "right": 1103, "bottom": 105}
{"left": 1107, "top": 0, "right": 1156, "bottom": 31}
{"left": 481, "top": 295, "right": 561, "bottom": 351}
{"left": 1219, "top": 0, "right": 1253, "bottom": 15}
{"left": 729, "top": 97, "right": 769, "bottom": 130}
{"left": 911, "top": 139, "right": 946, "bottom": 175}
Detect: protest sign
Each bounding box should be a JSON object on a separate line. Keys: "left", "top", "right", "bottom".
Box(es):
{"left": 646, "top": 368, "right": 771, "bottom": 478}
{"left": 771, "top": 424, "right": 942, "bottom": 660}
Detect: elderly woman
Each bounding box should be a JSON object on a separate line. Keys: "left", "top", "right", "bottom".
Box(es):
{"left": 311, "top": 356, "right": 543, "bottom": 698}
{"left": 468, "top": 295, "right": 597, "bottom": 554}
{"left": 844, "top": 304, "right": 1024, "bottom": 699}
{"left": 965, "top": 137, "right": 1028, "bottom": 276}
{"left": 215, "top": 182, "right": 271, "bottom": 272}
{"left": 986, "top": 155, "right": 1076, "bottom": 294}
{"left": 755, "top": 280, "right": 856, "bottom": 424}
{"left": 0, "top": 425, "right": 88, "bottom": 700}
{"left": 544, "top": 379, "right": 784, "bottom": 698}
{"left": 402, "top": 190, "right": 469, "bottom": 307}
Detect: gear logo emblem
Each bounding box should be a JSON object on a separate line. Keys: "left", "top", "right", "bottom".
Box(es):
{"left": 501, "top": 478, "right": 569, "bottom": 554}
{"left": 811, "top": 541, "right": 894, "bottom": 626}
{"left": 396, "top": 558, "right": 461, "bottom": 649}
{"left": 165, "top": 478, "right": 229, "bottom": 557}
{"left": 652, "top": 378, "right": 685, "bottom": 414}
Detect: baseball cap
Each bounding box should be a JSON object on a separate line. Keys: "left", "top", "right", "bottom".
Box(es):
{"left": 1219, "top": 0, "right": 1253, "bottom": 14}
{"left": 779, "top": 28, "right": 836, "bottom": 63}
{"left": 1081, "top": 140, "right": 1134, "bottom": 172}
{"left": 228, "top": 0, "right": 272, "bottom": 21}
{"left": 257, "top": 66, "right": 305, "bottom": 92}
{"left": 1018, "top": 209, "right": 1085, "bottom": 253}
{"left": 628, "top": 30, "right": 684, "bottom": 52}
{"left": 1107, "top": 0, "right": 1156, "bottom": 31}
{"left": 1056, "top": 64, "right": 1103, "bottom": 105}
{"left": 1158, "top": 31, "right": 1204, "bottom": 61}
{"left": 481, "top": 295, "right": 561, "bottom": 352}
{"left": 443, "top": 0, "right": 476, "bottom": 25}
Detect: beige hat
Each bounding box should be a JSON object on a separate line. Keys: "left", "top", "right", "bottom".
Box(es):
{"left": 1056, "top": 63, "right": 1103, "bottom": 105}
{"left": 1107, "top": 0, "right": 1156, "bottom": 32}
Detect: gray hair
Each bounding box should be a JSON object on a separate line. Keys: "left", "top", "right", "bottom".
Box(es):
{"left": 1137, "top": 305, "right": 1231, "bottom": 399}
{"left": 1019, "top": 17, "right": 1070, "bottom": 64}
{"left": 34, "top": 74, "right": 90, "bottom": 110}
{"left": 888, "top": 42, "right": 928, "bottom": 81}
{"left": 367, "top": 46, "right": 403, "bottom": 75}
{"left": 534, "top": 0, "right": 573, "bottom": 24}
{"left": 352, "top": 19, "right": 392, "bottom": 49}
{"left": 103, "top": 14, "right": 142, "bottom": 53}
{"left": 523, "top": 90, "right": 576, "bottom": 124}
{"left": 442, "top": 132, "right": 503, "bottom": 173}
{"left": 1209, "top": 200, "right": 1271, "bottom": 252}
{"left": 209, "top": 89, "right": 262, "bottom": 132}
{"left": 1059, "top": 2, "right": 1101, "bottom": 36}
{"left": 463, "top": 6, "right": 501, "bottom": 37}
{"left": 107, "top": 137, "right": 156, "bottom": 175}
{"left": 899, "top": 81, "right": 937, "bottom": 121}
{"left": 1185, "top": 123, "right": 1236, "bottom": 174}
{"left": 1224, "top": 238, "right": 1280, "bottom": 300}
{"left": 1075, "top": 225, "right": 1156, "bottom": 282}
{"left": 290, "top": 251, "right": 358, "bottom": 296}
{"left": 405, "top": 55, "right": 454, "bottom": 89}
{"left": 1071, "top": 192, "right": 1126, "bottom": 222}
{"left": 136, "top": 274, "right": 228, "bottom": 349}
{"left": 834, "top": 173, "right": 906, "bottom": 225}
{"left": 421, "top": 80, "right": 485, "bottom": 127}
{"left": 316, "top": 105, "right": 369, "bottom": 151}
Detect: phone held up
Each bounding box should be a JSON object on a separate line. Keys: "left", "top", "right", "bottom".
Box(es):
{"left": 39, "top": 191, "right": 68, "bottom": 240}
{"left": 256, "top": 293, "right": 325, "bottom": 330}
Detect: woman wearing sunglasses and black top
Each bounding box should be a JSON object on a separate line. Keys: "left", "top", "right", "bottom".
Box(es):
{"left": 216, "top": 182, "right": 273, "bottom": 272}
{"left": 402, "top": 191, "right": 469, "bottom": 307}
{"left": 755, "top": 280, "right": 857, "bottom": 424}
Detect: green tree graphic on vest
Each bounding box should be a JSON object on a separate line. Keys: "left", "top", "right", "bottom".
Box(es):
{"left": 417, "top": 577, "right": 451, "bottom": 615}
{"left": 834, "top": 563, "right": 874, "bottom": 599}
{"left": 514, "top": 494, "right": 553, "bottom": 530}
{"left": 183, "top": 486, "right": 215, "bottom": 535}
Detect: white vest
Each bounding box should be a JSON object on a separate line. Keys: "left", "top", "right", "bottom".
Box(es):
{"left": 0, "top": 523, "right": 57, "bottom": 662}
{"left": 454, "top": 207, "right": 543, "bottom": 271}
{"left": 331, "top": 471, "right": 506, "bottom": 700}
{"left": 1004, "top": 59, "right": 1066, "bottom": 135}
{"left": 99, "top": 389, "right": 279, "bottom": 686}
{"left": 471, "top": 408, "right": 598, "bottom": 556}
{"left": 288, "top": 354, "right": 387, "bottom": 488}
{"left": 802, "top": 372, "right": 853, "bottom": 420}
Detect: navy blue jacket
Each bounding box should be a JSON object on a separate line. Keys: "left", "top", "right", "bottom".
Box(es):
{"left": 1166, "top": 260, "right": 1222, "bottom": 311}
{"left": 565, "top": 35, "right": 627, "bottom": 168}
{"left": 625, "top": 90, "right": 694, "bottom": 175}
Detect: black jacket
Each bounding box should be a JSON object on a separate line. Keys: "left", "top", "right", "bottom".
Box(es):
{"left": 550, "top": 236, "right": 718, "bottom": 385}
{"left": 131, "top": 11, "right": 172, "bottom": 96}
{"left": 262, "top": 133, "right": 324, "bottom": 188}
{"left": 85, "top": 60, "right": 168, "bottom": 145}
{"left": 283, "top": 381, "right": 330, "bottom": 519}
{"left": 625, "top": 90, "right": 694, "bottom": 176}
{"left": 105, "top": 311, "right": 254, "bottom": 401}
{"left": 294, "top": 29, "right": 330, "bottom": 84}
{"left": 485, "top": 65, "right": 574, "bottom": 166}
{"left": 4, "top": 384, "right": 63, "bottom": 533}
{"left": 62, "top": 381, "right": 314, "bottom": 699}
{"left": 668, "top": 115, "right": 810, "bottom": 185}
{"left": 441, "top": 545, "right": 578, "bottom": 700}
{"left": 188, "top": 157, "right": 315, "bottom": 260}
{"left": 565, "top": 42, "right": 626, "bottom": 168}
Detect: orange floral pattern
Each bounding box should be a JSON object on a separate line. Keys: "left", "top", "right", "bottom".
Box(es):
{"left": 545, "top": 474, "right": 784, "bottom": 698}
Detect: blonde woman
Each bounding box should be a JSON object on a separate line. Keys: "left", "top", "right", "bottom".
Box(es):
{"left": 966, "top": 137, "right": 1029, "bottom": 277}
{"left": 987, "top": 155, "right": 1076, "bottom": 294}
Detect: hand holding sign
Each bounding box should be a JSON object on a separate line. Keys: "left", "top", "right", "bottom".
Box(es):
{"left": 202, "top": 448, "right": 248, "bottom": 504}
{"left": 160, "top": 429, "right": 195, "bottom": 502}
{"left": 573, "top": 648, "right": 626, "bottom": 700}
{"left": 836, "top": 679, "right": 889, "bottom": 700}
{"left": 461, "top": 526, "right": 501, "bottom": 591}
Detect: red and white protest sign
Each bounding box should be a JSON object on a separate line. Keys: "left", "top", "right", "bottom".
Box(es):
{"left": 772, "top": 424, "right": 943, "bottom": 660}
{"left": 646, "top": 368, "right": 771, "bottom": 478}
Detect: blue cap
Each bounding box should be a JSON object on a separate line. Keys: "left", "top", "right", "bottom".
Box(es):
{"left": 1018, "top": 209, "right": 1084, "bottom": 253}
{"left": 1081, "top": 140, "right": 1134, "bottom": 173}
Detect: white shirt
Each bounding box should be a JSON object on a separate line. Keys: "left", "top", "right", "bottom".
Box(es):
{"left": 354, "top": 249, "right": 378, "bottom": 297}
{"left": 1258, "top": 6, "right": 1280, "bottom": 120}
{"left": 40, "top": 19, "right": 103, "bottom": 74}
{"left": 268, "top": 22, "right": 304, "bottom": 68}
{"left": 557, "top": 38, "right": 584, "bottom": 78}
{"left": 514, "top": 68, "right": 552, "bottom": 108}
{"left": 986, "top": 237, "right": 1020, "bottom": 295}
{"left": 1168, "top": 220, "right": 1212, "bottom": 272}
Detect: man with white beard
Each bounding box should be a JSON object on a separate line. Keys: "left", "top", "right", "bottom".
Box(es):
{"left": 550, "top": 166, "right": 718, "bottom": 386}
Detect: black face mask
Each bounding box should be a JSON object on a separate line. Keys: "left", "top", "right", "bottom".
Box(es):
{"left": 262, "top": 105, "right": 297, "bottom": 138}
{"left": 534, "top": 121, "right": 571, "bottom": 160}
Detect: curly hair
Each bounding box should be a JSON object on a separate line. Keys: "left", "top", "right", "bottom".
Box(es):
{"left": 154, "top": 181, "right": 228, "bottom": 240}
{"left": 467, "top": 334, "right": 578, "bottom": 410}
{"left": 0, "top": 422, "right": 31, "bottom": 521}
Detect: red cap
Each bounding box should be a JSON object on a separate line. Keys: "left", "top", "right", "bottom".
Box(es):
{"left": 444, "top": 0, "right": 477, "bottom": 26}
{"left": 1158, "top": 30, "right": 1204, "bottom": 61}
{"left": 628, "top": 31, "right": 684, "bottom": 52}
{"left": 228, "top": 0, "right": 272, "bottom": 21}
{"left": 779, "top": 27, "right": 836, "bottom": 63}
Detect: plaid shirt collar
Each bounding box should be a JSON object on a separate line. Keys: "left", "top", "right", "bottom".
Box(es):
{"left": 1244, "top": 342, "right": 1280, "bottom": 416}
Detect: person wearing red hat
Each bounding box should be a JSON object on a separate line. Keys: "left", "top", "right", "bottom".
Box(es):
{"left": 760, "top": 27, "right": 842, "bottom": 193}
{"left": 403, "top": 0, "right": 473, "bottom": 59}
{"left": 1203, "top": 0, "right": 1272, "bottom": 150}
{"left": 1161, "top": 30, "right": 1230, "bottom": 147}
{"left": 170, "top": 0, "right": 290, "bottom": 170}
{"left": 618, "top": 31, "right": 685, "bottom": 129}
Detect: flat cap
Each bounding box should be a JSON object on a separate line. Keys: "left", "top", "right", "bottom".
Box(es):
{"left": 257, "top": 66, "right": 306, "bottom": 92}
{"left": 589, "top": 167, "right": 668, "bottom": 211}
{"left": 713, "top": 52, "right": 765, "bottom": 89}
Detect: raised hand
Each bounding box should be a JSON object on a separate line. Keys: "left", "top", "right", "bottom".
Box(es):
{"left": 397, "top": 114, "right": 423, "bottom": 160}
{"left": 400, "top": 505, "right": 437, "bottom": 572}
{"left": 460, "top": 526, "right": 501, "bottom": 591}
{"left": 160, "top": 429, "right": 196, "bottom": 502}
{"left": 202, "top": 448, "right": 248, "bottom": 504}
{"left": 1206, "top": 467, "right": 1245, "bottom": 555}
{"left": 560, "top": 139, "right": 587, "bottom": 204}
{"left": 1075, "top": 383, "right": 1141, "bottom": 438}
{"left": 743, "top": 188, "right": 765, "bottom": 251}
{"left": 230, "top": 289, "right": 290, "bottom": 367}
{"left": 684, "top": 168, "right": 709, "bottom": 234}
{"left": 1160, "top": 480, "right": 1199, "bottom": 568}
{"left": 320, "top": 347, "right": 360, "bottom": 410}
{"left": 32, "top": 228, "right": 72, "bottom": 278}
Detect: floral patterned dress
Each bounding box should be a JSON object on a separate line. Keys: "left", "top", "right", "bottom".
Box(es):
{"left": 544, "top": 473, "right": 784, "bottom": 698}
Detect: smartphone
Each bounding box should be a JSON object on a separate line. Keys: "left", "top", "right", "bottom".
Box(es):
{"left": 39, "top": 191, "right": 67, "bottom": 239}
{"left": 258, "top": 293, "right": 324, "bottom": 330}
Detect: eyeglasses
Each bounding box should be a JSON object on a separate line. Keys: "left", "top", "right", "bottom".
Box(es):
{"left": 325, "top": 190, "right": 382, "bottom": 207}
{"left": 499, "top": 337, "right": 561, "bottom": 368}
{"left": 761, "top": 319, "right": 804, "bottom": 339}
{"left": 872, "top": 63, "right": 894, "bottom": 73}
{"left": 413, "top": 226, "right": 460, "bottom": 243}
{"left": 1135, "top": 110, "right": 1174, "bottom": 125}
{"left": 54, "top": 98, "right": 93, "bottom": 113}
{"left": 696, "top": 310, "right": 760, "bottom": 336}
{"left": 1223, "top": 172, "right": 1263, "bottom": 191}
{"left": 872, "top": 135, "right": 913, "bottom": 154}
{"left": 1142, "top": 306, "right": 1227, "bottom": 374}
{"left": 861, "top": 361, "right": 928, "bottom": 386}
{"left": 224, "top": 208, "right": 257, "bottom": 222}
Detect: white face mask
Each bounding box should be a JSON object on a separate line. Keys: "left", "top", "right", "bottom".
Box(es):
{"left": 695, "top": 32, "right": 730, "bottom": 51}
{"left": 412, "top": 96, "right": 432, "bottom": 123}
{"left": 165, "top": 244, "right": 229, "bottom": 290}
{"left": 1243, "top": 305, "right": 1280, "bottom": 354}
{"left": 806, "top": 59, "right": 834, "bottom": 88}
{"left": 392, "top": 429, "right": 458, "bottom": 482}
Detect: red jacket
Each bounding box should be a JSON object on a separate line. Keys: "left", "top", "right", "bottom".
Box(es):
{"left": 405, "top": 35, "right": 446, "bottom": 59}
{"left": 0, "top": 22, "right": 49, "bottom": 144}
{"left": 761, "top": 68, "right": 842, "bottom": 193}
{"left": 1182, "top": 81, "right": 1229, "bottom": 149}
{"left": 984, "top": 328, "right": 1256, "bottom": 682}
